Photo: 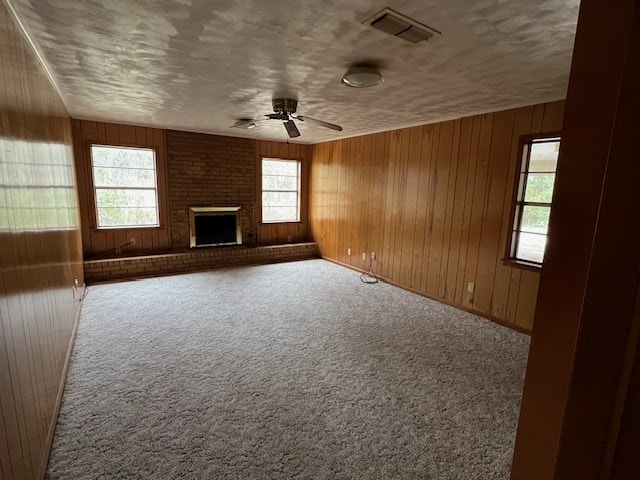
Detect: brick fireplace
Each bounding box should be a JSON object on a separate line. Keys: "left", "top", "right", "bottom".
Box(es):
{"left": 167, "top": 130, "right": 256, "bottom": 249}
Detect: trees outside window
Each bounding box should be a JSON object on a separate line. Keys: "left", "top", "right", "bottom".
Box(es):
{"left": 261, "top": 158, "right": 300, "bottom": 223}
{"left": 91, "top": 145, "right": 159, "bottom": 228}
{"left": 508, "top": 135, "right": 561, "bottom": 266}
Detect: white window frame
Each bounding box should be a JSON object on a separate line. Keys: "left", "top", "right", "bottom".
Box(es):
{"left": 90, "top": 144, "right": 160, "bottom": 229}
{"left": 261, "top": 158, "right": 301, "bottom": 223}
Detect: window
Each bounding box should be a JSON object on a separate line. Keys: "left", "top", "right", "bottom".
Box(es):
{"left": 261, "top": 158, "right": 301, "bottom": 223}
{"left": 91, "top": 145, "right": 159, "bottom": 228}
{"left": 508, "top": 135, "right": 561, "bottom": 266}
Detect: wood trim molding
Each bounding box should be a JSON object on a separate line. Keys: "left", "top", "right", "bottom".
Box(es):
{"left": 323, "top": 256, "right": 533, "bottom": 336}
{"left": 37, "top": 301, "right": 83, "bottom": 479}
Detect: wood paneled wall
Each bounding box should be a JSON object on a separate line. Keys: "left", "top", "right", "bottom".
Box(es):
{"left": 309, "top": 100, "right": 564, "bottom": 332}
{"left": 72, "top": 120, "right": 170, "bottom": 258}
{"left": 255, "top": 140, "right": 312, "bottom": 245}
{"left": 0, "top": 3, "right": 83, "bottom": 479}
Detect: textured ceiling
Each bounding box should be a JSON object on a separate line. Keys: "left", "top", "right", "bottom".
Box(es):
{"left": 9, "top": 0, "right": 579, "bottom": 144}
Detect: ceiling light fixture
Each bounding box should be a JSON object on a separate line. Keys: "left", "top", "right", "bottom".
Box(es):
{"left": 341, "top": 66, "right": 383, "bottom": 88}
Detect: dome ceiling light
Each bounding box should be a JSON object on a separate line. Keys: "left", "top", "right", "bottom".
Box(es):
{"left": 341, "top": 66, "right": 383, "bottom": 88}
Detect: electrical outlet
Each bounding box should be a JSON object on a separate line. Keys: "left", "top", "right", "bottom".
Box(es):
{"left": 370, "top": 252, "right": 376, "bottom": 260}
{"left": 467, "top": 282, "right": 474, "bottom": 293}
{"left": 362, "top": 252, "right": 367, "bottom": 261}
{"left": 129, "top": 237, "right": 136, "bottom": 245}
{"left": 347, "top": 247, "right": 352, "bottom": 256}
{"left": 287, "top": 235, "right": 292, "bottom": 242}
{"left": 74, "top": 278, "right": 79, "bottom": 288}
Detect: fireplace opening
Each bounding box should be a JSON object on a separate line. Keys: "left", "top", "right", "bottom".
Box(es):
{"left": 189, "top": 206, "right": 242, "bottom": 248}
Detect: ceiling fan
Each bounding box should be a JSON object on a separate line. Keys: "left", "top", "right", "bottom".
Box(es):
{"left": 231, "top": 98, "right": 343, "bottom": 138}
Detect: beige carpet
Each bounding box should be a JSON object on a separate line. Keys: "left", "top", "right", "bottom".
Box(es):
{"left": 47, "top": 259, "right": 530, "bottom": 479}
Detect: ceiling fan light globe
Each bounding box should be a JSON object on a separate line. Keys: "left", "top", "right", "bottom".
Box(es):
{"left": 341, "top": 67, "right": 383, "bottom": 88}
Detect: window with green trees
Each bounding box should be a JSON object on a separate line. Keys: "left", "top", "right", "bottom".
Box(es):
{"left": 261, "top": 158, "right": 300, "bottom": 223}
{"left": 91, "top": 145, "right": 159, "bottom": 228}
{"left": 508, "top": 135, "right": 560, "bottom": 265}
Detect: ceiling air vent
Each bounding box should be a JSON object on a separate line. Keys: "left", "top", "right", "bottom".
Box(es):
{"left": 363, "top": 8, "right": 440, "bottom": 44}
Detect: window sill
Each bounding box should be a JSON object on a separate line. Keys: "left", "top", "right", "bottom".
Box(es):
{"left": 93, "top": 225, "right": 164, "bottom": 232}
{"left": 260, "top": 221, "right": 302, "bottom": 225}
{"left": 502, "top": 258, "right": 542, "bottom": 272}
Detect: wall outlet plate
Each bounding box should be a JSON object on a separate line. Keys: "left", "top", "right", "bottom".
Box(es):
{"left": 467, "top": 282, "right": 475, "bottom": 293}
{"left": 347, "top": 247, "right": 352, "bottom": 256}
{"left": 362, "top": 252, "right": 367, "bottom": 261}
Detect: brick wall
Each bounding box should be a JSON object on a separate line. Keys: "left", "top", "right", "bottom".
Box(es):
{"left": 84, "top": 242, "right": 320, "bottom": 283}
{"left": 167, "top": 130, "right": 256, "bottom": 249}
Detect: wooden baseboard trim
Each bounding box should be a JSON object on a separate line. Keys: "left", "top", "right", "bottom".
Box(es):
{"left": 322, "top": 257, "right": 532, "bottom": 336}
{"left": 37, "top": 300, "right": 83, "bottom": 479}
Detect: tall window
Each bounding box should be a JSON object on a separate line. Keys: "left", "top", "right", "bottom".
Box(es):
{"left": 91, "top": 145, "right": 159, "bottom": 228}
{"left": 508, "top": 135, "right": 561, "bottom": 265}
{"left": 261, "top": 158, "right": 301, "bottom": 223}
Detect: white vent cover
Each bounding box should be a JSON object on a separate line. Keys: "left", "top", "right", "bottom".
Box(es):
{"left": 362, "top": 8, "right": 440, "bottom": 44}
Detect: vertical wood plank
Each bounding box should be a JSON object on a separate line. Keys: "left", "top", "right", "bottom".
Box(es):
{"left": 380, "top": 130, "right": 399, "bottom": 279}
{"left": 400, "top": 127, "right": 423, "bottom": 288}
{"left": 425, "top": 121, "right": 454, "bottom": 296}
{"left": 376, "top": 132, "right": 390, "bottom": 275}
{"left": 461, "top": 114, "right": 494, "bottom": 309}
{"left": 493, "top": 106, "right": 535, "bottom": 321}
{"left": 118, "top": 124, "right": 136, "bottom": 145}
{"left": 410, "top": 127, "right": 431, "bottom": 290}
{"left": 437, "top": 119, "right": 462, "bottom": 298}
{"left": 444, "top": 116, "right": 474, "bottom": 302}
{"left": 418, "top": 124, "right": 439, "bottom": 293}
{"left": 474, "top": 109, "right": 515, "bottom": 314}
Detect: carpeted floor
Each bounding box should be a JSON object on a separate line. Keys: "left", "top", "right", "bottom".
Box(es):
{"left": 47, "top": 259, "right": 530, "bottom": 479}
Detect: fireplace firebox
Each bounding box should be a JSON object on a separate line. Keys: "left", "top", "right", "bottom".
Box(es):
{"left": 189, "top": 206, "right": 242, "bottom": 248}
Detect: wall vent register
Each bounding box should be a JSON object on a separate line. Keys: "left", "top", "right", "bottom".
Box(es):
{"left": 362, "top": 8, "right": 440, "bottom": 44}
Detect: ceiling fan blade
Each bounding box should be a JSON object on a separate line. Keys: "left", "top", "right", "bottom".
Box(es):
{"left": 230, "top": 117, "right": 274, "bottom": 129}
{"left": 230, "top": 119, "right": 257, "bottom": 129}
{"left": 295, "top": 115, "right": 343, "bottom": 132}
{"left": 283, "top": 120, "right": 300, "bottom": 138}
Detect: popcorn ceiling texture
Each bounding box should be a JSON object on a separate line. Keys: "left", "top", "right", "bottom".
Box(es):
{"left": 10, "top": 0, "right": 579, "bottom": 144}
{"left": 47, "top": 260, "right": 530, "bottom": 478}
